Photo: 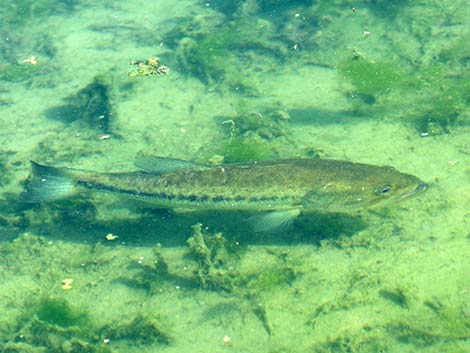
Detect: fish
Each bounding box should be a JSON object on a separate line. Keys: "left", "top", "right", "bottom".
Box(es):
{"left": 24, "top": 156, "right": 428, "bottom": 231}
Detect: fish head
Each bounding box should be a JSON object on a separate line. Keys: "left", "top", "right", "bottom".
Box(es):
{"left": 361, "top": 171, "right": 428, "bottom": 208}
{"left": 302, "top": 165, "right": 428, "bottom": 213}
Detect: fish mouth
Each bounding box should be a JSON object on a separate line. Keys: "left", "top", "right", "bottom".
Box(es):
{"left": 400, "top": 181, "right": 428, "bottom": 200}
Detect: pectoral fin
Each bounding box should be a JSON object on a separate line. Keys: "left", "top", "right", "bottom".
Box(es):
{"left": 251, "top": 209, "right": 301, "bottom": 233}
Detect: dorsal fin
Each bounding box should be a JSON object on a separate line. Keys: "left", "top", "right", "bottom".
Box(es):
{"left": 134, "top": 155, "right": 205, "bottom": 174}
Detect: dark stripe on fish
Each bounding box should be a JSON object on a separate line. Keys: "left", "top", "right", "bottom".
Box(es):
{"left": 76, "top": 179, "right": 292, "bottom": 205}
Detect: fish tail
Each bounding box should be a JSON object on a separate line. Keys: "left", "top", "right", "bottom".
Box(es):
{"left": 23, "top": 161, "right": 77, "bottom": 202}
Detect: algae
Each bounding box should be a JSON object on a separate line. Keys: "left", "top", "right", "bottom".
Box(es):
{"left": 22, "top": 199, "right": 98, "bottom": 232}
{"left": 338, "top": 49, "right": 470, "bottom": 134}
{"left": 338, "top": 54, "right": 405, "bottom": 103}
{"left": 129, "top": 243, "right": 193, "bottom": 295}
{"left": 409, "top": 64, "right": 470, "bottom": 134}
{"left": 46, "top": 74, "right": 114, "bottom": 133}
{"left": 4, "top": 279, "right": 172, "bottom": 351}
{"left": 184, "top": 224, "right": 304, "bottom": 336}
{"left": 246, "top": 250, "right": 300, "bottom": 293}
{"left": 173, "top": 16, "right": 282, "bottom": 91}
{"left": 3, "top": 295, "right": 113, "bottom": 353}
{"left": 378, "top": 288, "right": 409, "bottom": 309}
{"left": 104, "top": 313, "right": 173, "bottom": 345}
{"left": 185, "top": 223, "right": 241, "bottom": 292}
{"left": 0, "top": 62, "right": 47, "bottom": 83}
{"left": 0, "top": 0, "right": 76, "bottom": 27}
{"left": 213, "top": 104, "right": 291, "bottom": 163}
{"left": 221, "top": 109, "right": 288, "bottom": 140}
{"left": 36, "top": 297, "right": 90, "bottom": 329}
{"left": 0, "top": 158, "right": 11, "bottom": 186}
{"left": 364, "top": 0, "right": 411, "bottom": 19}
{"left": 220, "top": 136, "right": 276, "bottom": 163}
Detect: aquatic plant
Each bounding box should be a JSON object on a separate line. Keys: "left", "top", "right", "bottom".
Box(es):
{"left": 45, "top": 74, "right": 114, "bottom": 133}
{"left": 0, "top": 159, "right": 11, "bottom": 186}
{"left": 248, "top": 266, "right": 297, "bottom": 293}
{"left": 409, "top": 63, "right": 470, "bottom": 134}
{"left": 209, "top": 0, "right": 244, "bottom": 15}
{"left": 36, "top": 297, "right": 90, "bottom": 328}
{"left": 338, "top": 54, "right": 405, "bottom": 104}
{"left": 23, "top": 199, "right": 98, "bottom": 232}
{"left": 66, "top": 74, "right": 114, "bottom": 133}
{"left": 223, "top": 109, "right": 288, "bottom": 139}
{"left": 363, "top": 0, "right": 411, "bottom": 19}
{"left": 104, "top": 313, "right": 173, "bottom": 345}
{"left": 7, "top": 290, "right": 173, "bottom": 351}
{"left": 0, "top": 0, "right": 76, "bottom": 27}
{"left": 212, "top": 104, "right": 290, "bottom": 163}
{"left": 338, "top": 47, "right": 470, "bottom": 134}
{"left": 1, "top": 294, "right": 116, "bottom": 353}
{"left": 0, "top": 62, "right": 46, "bottom": 83}
{"left": 186, "top": 223, "right": 241, "bottom": 291}
{"left": 175, "top": 16, "right": 280, "bottom": 92}
{"left": 246, "top": 251, "right": 300, "bottom": 293}
{"left": 129, "top": 243, "right": 188, "bottom": 296}
{"left": 256, "top": 0, "right": 313, "bottom": 12}
{"left": 220, "top": 136, "right": 276, "bottom": 163}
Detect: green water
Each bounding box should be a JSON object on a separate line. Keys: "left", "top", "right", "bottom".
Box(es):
{"left": 0, "top": 0, "right": 469, "bottom": 352}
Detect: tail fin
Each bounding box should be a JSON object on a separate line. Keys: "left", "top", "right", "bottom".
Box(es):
{"left": 24, "top": 161, "right": 77, "bottom": 202}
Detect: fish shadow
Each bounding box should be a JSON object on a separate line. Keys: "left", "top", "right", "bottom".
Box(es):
{"left": 13, "top": 197, "right": 367, "bottom": 247}
{"left": 74, "top": 208, "right": 367, "bottom": 247}
{"left": 75, "top": 208, "right": 367, "bottom": 247}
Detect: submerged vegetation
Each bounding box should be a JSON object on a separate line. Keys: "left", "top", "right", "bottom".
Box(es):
{"left": 339, "top": 50, "right": 470, "bottom": 134}
{"left": 0, "top": 61, "right": 49, "bottom": 83}
{"left": 185, "top": 223, "right": 242, "bottom": 292}
{"left": 44, "top": 74, "right": 115, "bottom": 133}
{"left": 36, "top": 297, "right": 90, "bottom": 328}
{"left": 209, "top": 104, "right": 292, "bottom": 163}
{"left": 5, "top": 296, "right": 110, "bottom": 353}
{"left": 0, "top": 0, "right": 76, "bottom": 27}
{"left": 171, "top": 16, "right": 283, "bottom": 92}
{"left": 338, "top": 53, "right": 406, "bottom": 104}
{"left": 219, "top": 136, "right": 276, "bottom": 163}
{"left": 160, "top": 0, "right": 470, "bottom": 136}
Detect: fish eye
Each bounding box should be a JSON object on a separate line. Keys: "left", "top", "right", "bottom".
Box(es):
{"left": 375, "top": 184, "right": 392, "bottom": 195}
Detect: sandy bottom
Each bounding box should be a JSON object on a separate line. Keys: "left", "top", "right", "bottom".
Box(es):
{"left": 0, "top": 0, "right": 469, "bottom": 352}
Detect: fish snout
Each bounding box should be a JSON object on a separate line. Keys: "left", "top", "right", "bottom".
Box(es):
{"left": 415, "top": 181, "right": 428, "bottom": 194}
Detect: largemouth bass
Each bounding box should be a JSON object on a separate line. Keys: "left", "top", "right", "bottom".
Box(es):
{"left": 25, "top": 157, "right": 427, "bottom": 231}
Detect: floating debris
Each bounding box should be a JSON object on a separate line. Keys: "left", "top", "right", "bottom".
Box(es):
{"left": 62, "top": 278, "right": 74, "bottom": 291}
{"left": 21, "top": 56, "right": 37, "bottom": 65}
{"left": 99, "top": 134, "right": 111, "bottom": 140}
{"left": 105, "top": 233, "right": 118, "bottom": 241}
{"left": 128, "top": 57, "right": 170, "bottom": 77}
